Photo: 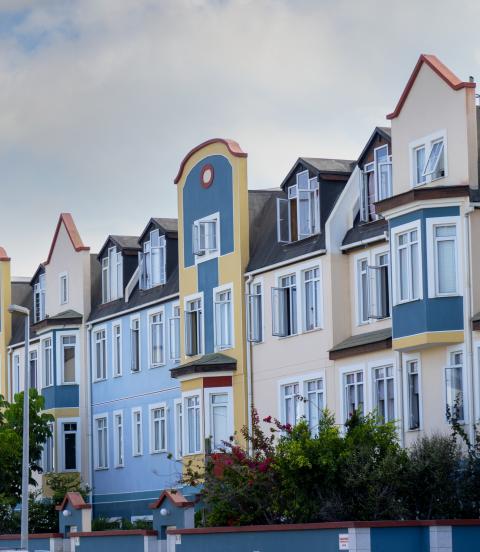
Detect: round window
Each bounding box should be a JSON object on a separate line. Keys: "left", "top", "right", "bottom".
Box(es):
{"left": 200, "top": 164, "right": 214, "bottom": 188}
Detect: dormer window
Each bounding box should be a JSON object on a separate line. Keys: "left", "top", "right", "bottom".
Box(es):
{"left": 359, "top": 145, "right": 392, "bottom": 223}
{"left": 33, "top": 273, "right": 46, "bottom": 323}
{"left": 411, "top": 131, "right": 446, "bottom": 187}
{"left": 277, "top": 170, "right": 320, "bottom": 243}
{"left": 139, "top": 229, "right": 166, "bottom": 290}
{"left": 193, "top": 213, "right": 219, "bottom": 260}
{"left": 102, "top": 246, "right": 123, "bottom": 303}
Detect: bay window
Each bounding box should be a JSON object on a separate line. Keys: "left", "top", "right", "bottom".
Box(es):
{"left": 214, "top": 288, "right": 233, "bottom": 350}
{"left": 174, "top": 400, "right": 183, "bottom": 459}
{"left": 434, "top": 224, "right": 457, "bottom": 295}
{"left": 277, "top": 170, "right": 320, "bottom": 243}
{"left": 396, "top": 228, "right": 420, "bottom": 303}
{"left": 61, "top": 335, "right": 76, "bottom": 384}
{"left": 44, "top": 422, "right": 55, "bottom": 472}
{"left": 62, "top": 421, "right": 78, "bottom": 471}
{"left": 139, "top": 229, "right": 166, "bottom": 290}
{"left": 29, "top": 350, "right": 37, "bottom": 390}
{"left": 43, "top": 338, "right": 53, "bottom": 388}
{"left": 358, "top": 258, "right": 369, "bottom": 324}
{"left": 407, "top": 360, "right": 420, "bottom": 430}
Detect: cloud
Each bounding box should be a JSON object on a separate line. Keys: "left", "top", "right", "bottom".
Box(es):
{"left": 0, "top": 0, "right": 479, "bottom": 274}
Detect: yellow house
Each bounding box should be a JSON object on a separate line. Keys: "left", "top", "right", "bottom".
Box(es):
{"left": 0, "top": 247, "right": 12, "bottom": 400}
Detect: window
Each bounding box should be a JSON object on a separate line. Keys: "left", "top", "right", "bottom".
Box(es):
{"left": 139, "top": 229, "right": 166, "bottom": 289}
{"left": 305, "top": 378, "right": 324, "bottom": 432}
{"left": 150, "top": 405, "right": 166, "bottom": 453}
{"left": 358, "top": 259, "right": 369, "bottom": 324}
{"left": 34, "top": 273, "right": 46, "bottom": 323}
{"left": 113, "top": 411, "right": 124, "bottom": 467}
{"left": 433, "top": 224, "right": 457, "bottom": 295}
{"left": 272, "top": 274, "right": 297, "bottom": 337}
{"left": 59, "top": 273, "right": 68, "bottom": 305}
{"left": 149, "top": 312, "right": 165, "bottom": 367}
{"left": 42, "top": 338, "right": 53, "bottom": 388}
{"left": 44, "top": 422, "right": 55, "bottom": 472}
{"left": 131, "top": 318, "right": 140, "bottom": 372}
{"left": 61, "top": 335, "right": 76, "bottom": 384}
{"left": 102, "top": 246, "right": 123, "bottom": 303}
{"left": 373, "top": 366, "right": 395, "bottom": 422}
{"left": 359, "top": 145, "right": 392, "bottom": 222}
{"left": 407, "top": 360, "right": 420, "bottom": 430}
{"left": 357, "top": 254, "right": 390, "bottom": 323}
{"left": 304, "top": 268, "right": 321, "bottom": 330}
{"left": 277, "top": 171, "right": 320, "bottom": 243}
{"left": 113, "top": 324, "right": 122, "bottom": 377}
{"left": 169, "top": 305, "right": 180, "bottom": 361}
{"left": 344, "top": 371, "right": 364, "bottom": 420}
{"left": 185, "top": 395, "right": 201, "bottom": 454}
{"left": 95, "top": 417, "right": 108, "bottom": 469}
{"left": 132, "top": 408, "right": 143, "bottom": 456}
{"left": 13, "top": 354, "right": 20, "bottom": 394}
{"left": 185, "top": 298, "right": 203, "bottom": 356}
{"left": 411, "top": 133, "right": 446, "bottom": 187}
{"left": 282, "top": 383, "right": 300, "bottom": 426}
{"left": 174, "top": 400, "right": 183, "bottom": 459}
{"left": 396, "top": 228, "right": 420, "bottom": 303}
{"left": 247, "top": 282, "right": 263, "bottom": 343}
{"left": 193, "top": 214, "right": 219, "bottom": 259}
{"left": 445, "top": 351, "right": 464, "bottom": 420}
{"left": 94, "top": 330, "right": 106, "bottom": 381}
{"left": 208, "top": 393, "right": 229, "bottom": 450}
{"left": 214, "top": 288, "right": 233, "bottom": 350}
{"left": 62, "top": 422, "right": 78, "bottom": 471}
{"left": 29, "top": 350, "right": 37, "bottom": 390}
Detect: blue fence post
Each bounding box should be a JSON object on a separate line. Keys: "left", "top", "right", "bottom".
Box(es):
{"left": 348, "top": 527, "right": 371, "bottom": 552}
{"left": 429, "top": 525, "right": 452, "bottom": 552}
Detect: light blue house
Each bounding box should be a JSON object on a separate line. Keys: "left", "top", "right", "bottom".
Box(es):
{"left": 88, "top": 218, "right": 182, "bottom": 519}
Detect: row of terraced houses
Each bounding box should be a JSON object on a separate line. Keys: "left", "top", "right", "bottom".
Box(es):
{"left": 1, "top": 53, "right": 480, "bottom": 522}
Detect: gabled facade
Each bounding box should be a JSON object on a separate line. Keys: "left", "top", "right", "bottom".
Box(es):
{"left": 88, "top": 218, "right": 180, "bottom": 519}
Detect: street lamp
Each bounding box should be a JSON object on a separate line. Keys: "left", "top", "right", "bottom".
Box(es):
{"left": 8, "top": 304, "right": 30, "bottom": 551}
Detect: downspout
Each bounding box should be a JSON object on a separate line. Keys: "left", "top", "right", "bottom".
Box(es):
{"left": 245, "top": 274, "right": 253, "bottom": 452}
{"left": 86, "top": 324, "right": 94, "bottom": 504}
{"left": 464, "top": 206, "right": 475, "bottom": 443}
{"left": 396, "top": 350, "right": 405, "bottom": 448}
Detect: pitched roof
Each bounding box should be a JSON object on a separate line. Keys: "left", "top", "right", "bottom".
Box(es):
{"left": 174, "top": 138, "right": 247, "bottom": 184}
{"left": 170, "top": 352, "right": 236, "bottom": 379}
{"left": 98, "top": 235, "right": 140, "bottom": 258}
{"left": 56, "top": 492, "right": 91, "bottom": 511}
{"left": 149, "top": 490, "right": 195, "bottom": 510}
{"left": 387, "top": 54, "right": 475, "bottom": 120}
{"left": 341, "top": 218, "right": 388, "bottom": 251}
{"left": 280, "top": 157, "right": 355, "bottom": 191}
{"left": 356, "top": 127, "right": 391, "bottom": 166}
{"left": 9, "top": 280, "right": 34, "bottom": 346}
{"left": 329, "top": 328, "right": 392, "bottom": 360}
{"left": 0, "top": 247, "right": 10, "bottom": 261}
{"left": 45, "top": 213, "right": 89, "bottom": 265}
{"left": 139, "top": 218, "right": 178, "bottom": 243}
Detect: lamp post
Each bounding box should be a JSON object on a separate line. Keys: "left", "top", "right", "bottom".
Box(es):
{"left": 8, "top": 304, "right": 30, "bottom": 551}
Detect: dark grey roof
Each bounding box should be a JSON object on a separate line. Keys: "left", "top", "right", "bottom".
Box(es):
{"left": 246, "top": 189, "right": 326, "bottom": 273}
{"left": 10, "top": 281, "right": 35, "bottom": 346}
{"left": 330, "top": 328, "right": 392, "bottom": 353}
{"left": 300, "top": 157, "right": 356, "bottom": 174}
{"left": 152, "top": 218, "right": 178, "bottom": 233}
{"left": 342, "top": 218, "right": 388, "bottom": 250}
{"left": 472, "top": 312, "right": 480, "bottom": 323}
{"left": 50, "top": 310, "right": 83, "bottom": 320}
{"left": 378, "top": 126, "right": 391, "bottom": 137}
{"left": 110, "top": 235, "right": 141, "bottom": 250}
{"left": 171, "top": 352, "right": 236, "bottom": 378}
{"left": 88, "top": 265, "right": 179, "bottom": 322}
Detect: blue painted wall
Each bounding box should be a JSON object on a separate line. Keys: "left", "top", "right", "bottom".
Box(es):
{"left": 75, "top": 534, "right": 150, "bottom": 552}
{"left": 91, "top": 299, "right": 181, "bottom": 519}
{"left": 0, "top": 536, "right": 55, "bottom": 551}
{"left": 197, "top": 259, "right": 218, "bottom": 354}
{"left": 371, "top": 526, "right": 429, "bottom": 552}
{"left": 390, "top": 207, "right": 463, "bottom": 339}
{"left": 452, "top": 526, "right": 480, "bottom": 550}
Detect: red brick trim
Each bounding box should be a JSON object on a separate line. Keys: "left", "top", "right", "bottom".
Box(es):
{"left": 69, "top": 530, "right": 157, "bottom": 537}
{"left": 149, "top": 490, "right": 195, "bottom": 510}
{"left": 168, "top": 519, "right": 480, "bottom": 535}
{"left": 0, "top": 247, "right": 10, "bottom": 261}
{"left": 0, "top": 533, "right": 63, "bottom": 539}
{"left": 387, "top": 54, "right": 475, "bottom": 120}
{"left": 204, "top": 376, "right": 232, "bottom": 388}
{"left": 44, "top": 213, "right": 90, "bottom": 265}
{"left": 174, "top": 139, "right": 247, "bottom": 184}
{"left": 56, "top": 492, "right": 92, "bottom": 511}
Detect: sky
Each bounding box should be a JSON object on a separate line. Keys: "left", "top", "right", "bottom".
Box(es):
{"left": 1, "top": 0, "right": 479, "bottom": 276}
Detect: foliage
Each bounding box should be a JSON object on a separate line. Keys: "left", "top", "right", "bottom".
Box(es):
{"left": 0, "top": 492, "right": 58, "bottom": 534}
{"left": 92, "top": 516, "right": 153, "bottom": 531}
{"left": 0, "top": 390, "right": 53, "bottom": 505}
{"left": 44, "top": 472, "right": 90, "bottom": 505}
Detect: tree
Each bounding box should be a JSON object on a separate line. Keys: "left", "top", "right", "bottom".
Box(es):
{"left": 0, "top": 390, "right": 54, "bottom": 505}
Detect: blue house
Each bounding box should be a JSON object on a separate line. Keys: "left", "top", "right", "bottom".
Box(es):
{"left": 88, "top": 218, "right": 182, "bottom": 520}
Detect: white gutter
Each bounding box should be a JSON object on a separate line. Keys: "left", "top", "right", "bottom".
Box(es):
{"left": 244, "top": 249, "right": 326, "bottom": 278}
{"left": 245, "top": 274, "right": 254, "bottom": 452}
{"left": 87, "top": 325, "right": 94, "bottom": 504}
{"left": 464, "top": 206, "right": 475, "bottom": 443}
{"left": 339, "top": 233, "right": 388, "bottom": 252}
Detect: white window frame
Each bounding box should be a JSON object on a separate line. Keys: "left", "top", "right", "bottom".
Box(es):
{"left": 339, "top": 366, "right": 366, "bottom": 423}
{"left": 173, "top": 398, "right": 183, "bottom": 460}
{"left": 391, "top": 220, "right": 423, "bottom": 306}
{"left": 213, "top": 283, "right": 234, "bottom": 351}
{"left": 59, "top": 272, "right": 69, "bottom": 305}
{"left": 409, "top": 130, "right": 448, "bottom": 188}
{"left": 204, "top": 387, "right": 233, "bottom": 452}
{"left": 58, "top": 333, "right": 78, "bottom": 385}
{"left": 247, "top": 279, "right": 264, "bottom": 344}
{"left": 278, "top": 371, "right": 325, "bottom": 428}
{"left": 272, "top": 272, "right": 298, "bottom": 337}
{"left": 13, "top": 353, "right": 20, "bottom": 394}
{"left": 130, "top": 315, "right": 141, "bottom": 373}
{"left": 182, "top": 390, "right": 203, "bottom": 456}
{"left": 93, "top": 326, "right": 107, "bottom": 382}
{"left": 149, "top": 402, "right": 167, "bottom": 454}
{"left": 102, "top": 246, "right": 123, "bottom": 303}
{"left": 444, "top": 345, "right": 466, "bottom": 423}
{"left": 93, "top": 413, "right": 109, "bottom": 470}
{"left": 302, "top": 266, "right": 322, "bottom": 331}
{"left": 426, "top": 216, "right": 461, "bottom": 298}
{"left": 131, "top": 407, "right": 143, "bottom": 457}
{"left": 113, "top": 409, "right": 124, "bottom": 468}
{"left": 169, "top": 303, "right": 181, "bottom": 362}
{"left": 193, "top": 212, "right": 220, "bottom": 264}
{"left": 356, "top": 257, "right": 370, "bottom": 325}
{"left": 148, "top": 307, "right": 165, "bottom": 368}
{"left": 42, "top": 336, "right": 54, "bottom": 388}
{"left": 29, "top": 348, "right": 38, "bottom": 391}
{"left": 184, "top": 292, "right": 204, "bottom": 357}
{"left": 371, "top": 364, "right": 396, "bottom": 423}
{"left": 58, "top": 417, "right": 80, "bottom": 472}
{"left": 402, "top": 354, "right": 423, "bottom": 432}
{"left": 139, "top": 229, "right": 167, "bottom": 290}
{"left": 112, "top": 322, "right": 122, "bottom": 377}
{"left": 43, "top": 421, "right": 55, "bottom": 472}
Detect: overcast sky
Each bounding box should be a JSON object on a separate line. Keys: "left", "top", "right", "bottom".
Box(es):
{"left": 1, "top": 0, "right": 479, "bottom": 275}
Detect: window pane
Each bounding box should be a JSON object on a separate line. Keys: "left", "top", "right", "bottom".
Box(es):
{"left": 64, "top": 425, "right": 77, "bottom": 470}
{"left": 437, "top": 234, "right": 456, "bottom": 294}
{"left": 415, "top": 147, "right": 426, "bottom": 184}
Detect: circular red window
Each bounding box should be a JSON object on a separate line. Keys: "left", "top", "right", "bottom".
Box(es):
{"left": 200, "top": 164, "right": 214, "bottom": 188}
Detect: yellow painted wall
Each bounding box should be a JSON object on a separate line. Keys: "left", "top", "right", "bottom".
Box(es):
{"left": 0, "top": 257, "right": 12, "bottom": 399}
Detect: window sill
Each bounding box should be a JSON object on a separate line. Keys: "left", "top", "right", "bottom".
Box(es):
{"left": 150, "top": 450, "right": 167, "bottom": 455}
{"left": 114, "top": 465, "right": 125, "bottom": 469}
{"left": 113, "top": 373, "right": 122, "bottom": 378}
{"left": 182, "top": 451, "right": 203, "bottom": 458}
{"left": 130, "top": 370, "right": 142, "bottom": 375}
{"left": 94, "top": 467, "right": 109, "bottom": 471}
{"left": 93, "top": 378, "right": 107, "bottom": 383}
{"left": 394, "top": 298, "right": 422, "bottom": 306}
{"left": 61, "top": 382, "right": 78, "bottom": 386}
{"left": 132, "top": 453, "right": 143, "bottom": 457}
{"left": 275, "top": 333, "right": 299, "bottom": 340}
{"left": 215, "top": 346, "right": 234, "bottom": 353}
{"left": 303, "top": 326, "right": 323, "bottom": 334}
{"left": 149, "top": 363, "right": 166, "bottom": 370}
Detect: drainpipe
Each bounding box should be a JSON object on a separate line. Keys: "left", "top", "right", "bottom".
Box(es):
{"left": 463, "top": 206, "right": 475, "bottom": 443}
{"left": 86, "top": 324, "right": 94, "bottom": 504}
{"left": 395, "top": 350, "right": 405, "bottom": 448}
{"left": 245, "top": 275, "right": 253, "bottom": 452}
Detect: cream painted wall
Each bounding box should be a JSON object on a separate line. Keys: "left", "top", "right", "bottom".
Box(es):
{"left": 391, "top": 63, "right": 478, "bottom": 195}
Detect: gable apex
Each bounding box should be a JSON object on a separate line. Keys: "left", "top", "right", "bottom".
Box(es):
{"left": 44, "top": 213, "right": 89, "bottom": 265}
